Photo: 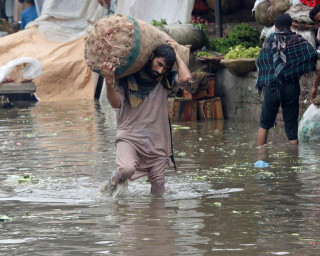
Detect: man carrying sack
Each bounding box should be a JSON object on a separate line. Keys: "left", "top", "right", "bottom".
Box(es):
{"left": 100, "top": 40, "right": 192, "bottom": 196}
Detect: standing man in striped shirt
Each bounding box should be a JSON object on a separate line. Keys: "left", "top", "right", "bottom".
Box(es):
{"left": 256, "top": 14, "right": 318, "bottom": 146}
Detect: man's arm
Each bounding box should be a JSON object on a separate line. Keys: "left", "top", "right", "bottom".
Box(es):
{"left": 101, "top": 62, "right": 121, "bottom": 109}
{"left": 311, "top": 72, "right": 320, "bottom": 101}
{"left": 311, "top": 61, "right": 320, "bottom": 101}
{"left": 167, "top": 40, "right": 192, "bottom": 83}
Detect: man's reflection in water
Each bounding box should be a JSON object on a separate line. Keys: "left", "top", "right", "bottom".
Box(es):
{"left": 113, "top": 198, "right": 179, "bottom": 256}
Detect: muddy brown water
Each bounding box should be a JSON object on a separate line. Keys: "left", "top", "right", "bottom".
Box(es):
{"left": 0, "top": 100, "right": 320, "bottom": 256}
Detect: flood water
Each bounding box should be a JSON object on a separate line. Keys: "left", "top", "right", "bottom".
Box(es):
{"left": 0, "top": 100, "right": 320, "bottom": 256}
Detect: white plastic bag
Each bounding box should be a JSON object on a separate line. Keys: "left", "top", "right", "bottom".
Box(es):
{"left": 0, "top": 57, "right": 43, "bottom": 83}
{"left": 298, "top": 104, "right": 320, "bottom": 142}
{"left": 260, "top": 25, "right": 275, "bottom": 39}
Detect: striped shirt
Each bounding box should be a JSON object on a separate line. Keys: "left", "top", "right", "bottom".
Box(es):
{"left": 256, "top": 31, "right": 317, "bottom": 92}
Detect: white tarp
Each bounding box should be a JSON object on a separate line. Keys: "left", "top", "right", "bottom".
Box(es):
{"left": 27, "top": 0, "right": 195, "bottom": 42}
{"left": 114, "top": 0, "right": 195, "bottom": 25}
{"left": 27, "top": 0, "right": 106, "bottom": 42}
{"left": 1, "top": 0, "right": 195, "bottom": 102}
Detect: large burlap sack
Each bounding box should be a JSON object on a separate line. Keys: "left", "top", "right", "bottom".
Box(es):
{"left": 85, "top": 14, "right": 190, "bottom": 79}
{"left": 286, "top": 3, "right": 314, "bottom": 24}
{"left": 255, "top": 1, "right": 274, "bottom": 27}
{"left": 270, "top": 0, "right": 290, "bottom": 18}
{"left": 160, "top": 24, "right": 206, "bottom": 52}
{"left": 298, "top": 103, "right": 320, "bottom": 142}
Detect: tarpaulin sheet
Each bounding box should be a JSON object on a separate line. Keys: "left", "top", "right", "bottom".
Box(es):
{"left": 0, "top": 27, "right": 94, "bottom": 102}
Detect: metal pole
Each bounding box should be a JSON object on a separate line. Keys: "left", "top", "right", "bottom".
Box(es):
{"left": 215, "top": 0, "right": 222, "bottom": 38}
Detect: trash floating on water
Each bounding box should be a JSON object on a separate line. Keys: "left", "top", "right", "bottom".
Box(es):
{"left": 172, "top": 125, "right": 190, "bottom": 130}
{"left": 254, "top": 160, "right": 269, "bottom": 168}
{"left": 214, "top": 202, "right": 222, "bottom": 207}
{"left": 0, "top": 214, "right": 12, "bottom": 222}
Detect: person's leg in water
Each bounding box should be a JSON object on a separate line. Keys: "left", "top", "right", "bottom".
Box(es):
{"left": 281, "top": 81, "right": 300, "bottom": 145}
{"left": 257, "top": 127, "right": 269, "bottom": 147}
{"left": 257, "top": 85, "right": 280, "bottom": 147}
{"left": 256, "top": 85, "right": 280, "bottom": 164}
{"left": 257, "top": 127, "right": 269, "bottom": 162}
{"left": 148, "top": 160, "right": 166, "bottom": 195}
{"left": 102, "top": 140, "right": 139, "bottom": 195}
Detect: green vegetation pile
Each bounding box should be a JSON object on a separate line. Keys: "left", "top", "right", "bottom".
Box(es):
{"left": 196, "top": 51, "right": 212, "bottom": 58}
{"left": 224, "top": 45, "right": 261, "bottom": 59}
{"left": 208, "top": 23, "right": 262, "bottom": 55}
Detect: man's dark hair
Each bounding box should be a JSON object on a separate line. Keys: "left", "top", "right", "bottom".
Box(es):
{"left": 25, "top": 0, "right": 35, "bottom": 5}
{"left": 274, "top": 14, "right": 292, "bottom": 32}
{"left": 309, "top": 5, "right": 320, "bottom": 21}
{"left": 152, "top": 44, "right": 176, "bottom": 67}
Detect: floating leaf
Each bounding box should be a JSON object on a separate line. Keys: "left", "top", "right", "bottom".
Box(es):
{"left": 17, "top": 174, "right": 39, "bottom": 184}
{"left": 173, "top": 125, "right": 190, "bottom": 130}
{"left": 177, "top": 151, "right": 187, "bottom": 157}
{"left": 214, "top": 202, "right": 222, "bottom": 207}
{"left": 232, "top": 210, "right": 250, "bottom": 215}
{"left": 0, "top": 214, "right": 12, "bottom": 222}
{"left": 195, "top": 176, "right": 207, "bottom": 180}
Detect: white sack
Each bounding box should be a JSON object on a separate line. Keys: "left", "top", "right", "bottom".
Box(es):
{"left": 298, "top": 104, "right": 320, "bottom": 142}
{"left": 27, "top": 0, "right": 106, "bottom": 42}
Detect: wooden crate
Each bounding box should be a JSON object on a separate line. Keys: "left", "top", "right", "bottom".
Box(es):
{"left": 198, "top": 97, "right": 224, "bottom": 121}
{"left": 183, "top": 77, "right": 215, "bottom": 100}
{"left": 0, "top": 82, "right": 36, "bottom": 94}
{"left": 168, "top": 98, "right": 198, "bottom": 122}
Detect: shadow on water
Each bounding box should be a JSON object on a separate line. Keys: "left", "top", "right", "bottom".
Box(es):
{"left": 0, "top": 100, "right": 320, "bottom": 255}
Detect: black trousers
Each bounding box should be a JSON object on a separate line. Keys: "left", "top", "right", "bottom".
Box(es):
{"left": 259, "top": 80, "right": 300, "bottom": 140}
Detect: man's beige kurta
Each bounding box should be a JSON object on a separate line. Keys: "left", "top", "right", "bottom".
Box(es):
{"left": 114, "top": 81, "right": 174, "bottom": 182}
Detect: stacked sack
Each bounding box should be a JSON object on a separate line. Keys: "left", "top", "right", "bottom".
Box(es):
{"left": 254, "top": 0, "right": 290, "bottom": 27}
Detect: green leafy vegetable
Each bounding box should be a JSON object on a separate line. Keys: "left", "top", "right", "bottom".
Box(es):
{"left": 196, "top": 51, "right": 212, "bottom": 57}
{"left": 192, "top": 23, "right": 206, "bottom": 31}
{"left": 225, "top": 45, "right": 261, "bottom": 59}
{"left": 151, "top": 19, "right": 167, "bottom": 27}
{"left": 208, "top": 23, "right": 262, "bottom": 54}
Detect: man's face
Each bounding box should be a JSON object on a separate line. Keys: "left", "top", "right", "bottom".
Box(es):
{"left": 148, "top": 57, "right": 170, "bottom": 79}
{"left": 314, "top": 12, "right": 320, "bottom": 27}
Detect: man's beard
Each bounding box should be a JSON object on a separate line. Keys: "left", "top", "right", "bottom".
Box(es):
{"left": 145, "top": 59, "right": 161, "bottom": 79}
